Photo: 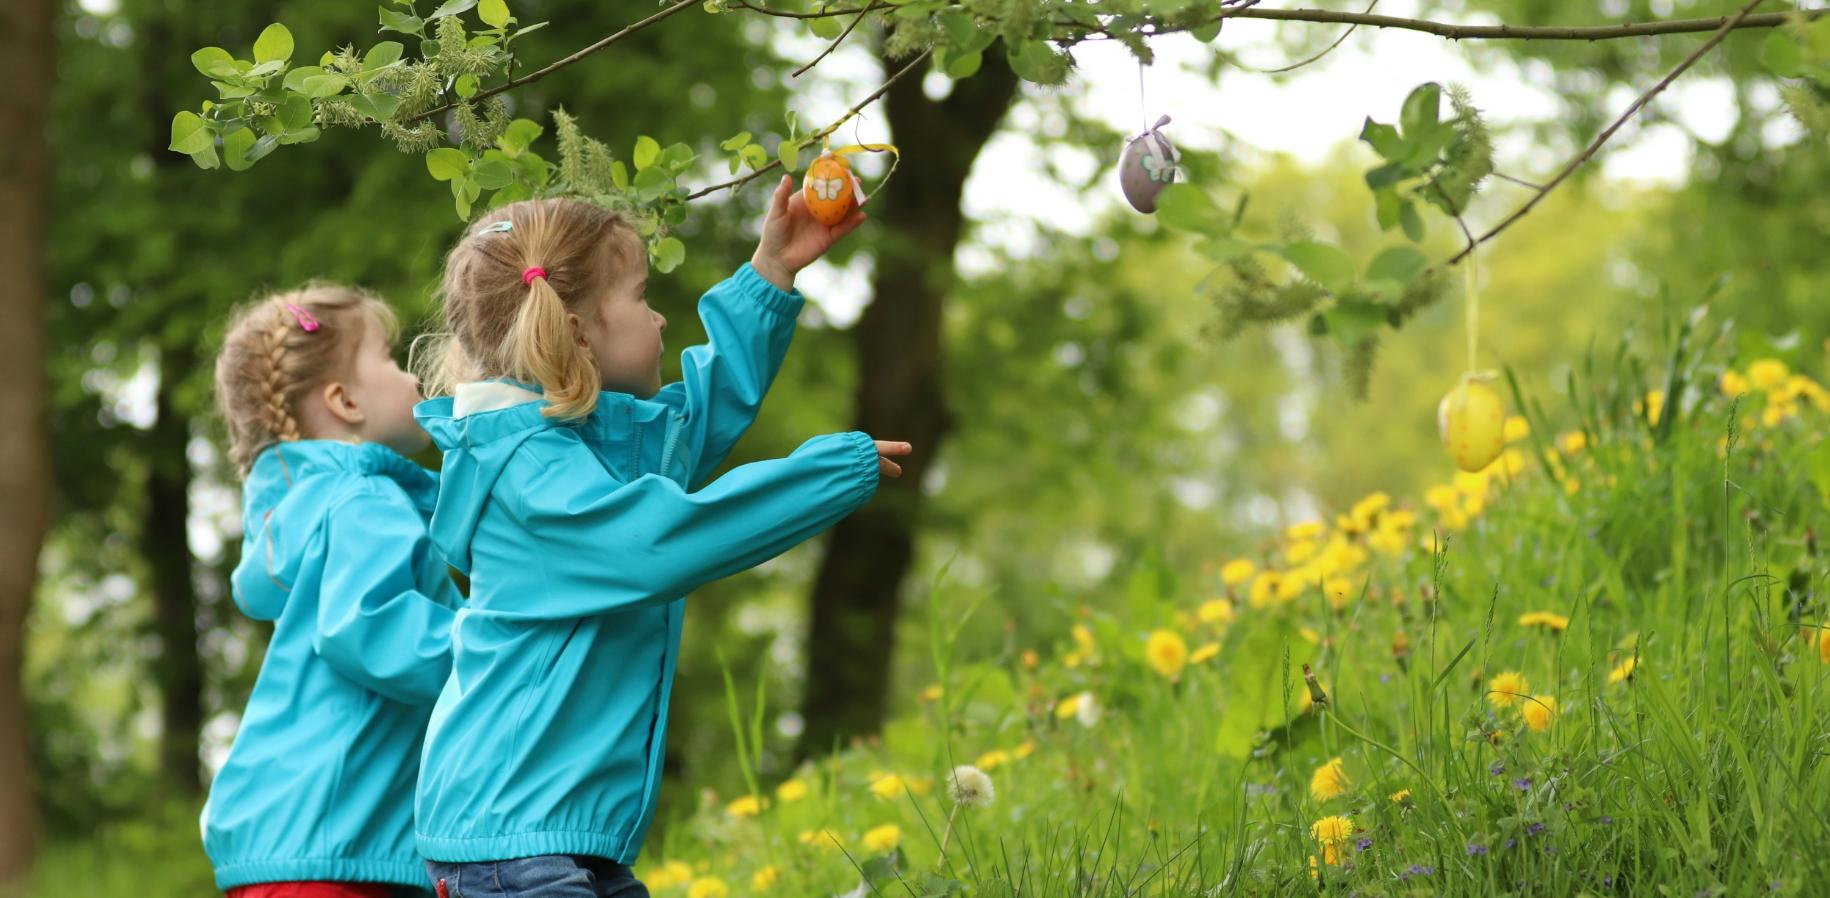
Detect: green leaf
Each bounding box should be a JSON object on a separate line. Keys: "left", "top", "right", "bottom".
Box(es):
{"left": 299, "top": 73, "right": 350, "bottom": 99}
{"left": 652, "top": 236, "right": 686, "bottom": 273}
{"left": 1399, "top": 82, "right": 1441, "bottom": 138}
{"left": 189, "top": 145, "right": 220, "bottom": 170}
{"left": 507, "top": 21, "right": 548, "bottom": 42}
{"left": 168, "top": 111, "right": 213, "bottom": 155}
{"left": 479, "top": 0, "right": 511, "bottom": 28}
{"left": 282, "top": 65, "right": 323, "bottom": 92}
{"left": 1364, "top": 161, "right": 1404, "bottom": 189}
{"left": 279, "top": 126, "right": 321, "bottom": 145}
{"left": 245, "top": 133, "right": 280, "bottom": 166}
{"left": 473, "top": 157, "right": 514, "bottom": 189}
{"left": 1400, "top": 200, "right": 1424, "bottom": 241}
{"left": 1374, "top": 187, "right": 1401, "bottom": 231}
{"left": 191, "top": 47, "right": 236, "bottom": 79}
{"left": 1279, "top": 241, "right": 1355, "bottom": 293}
{"left": 427, "top": 147, "right": 471, "bottom": 181}
{"left": 740, "top": 143, "right": 767, "bottom": 171}
{"left": 777, "top": 139, "right": 803, "bottom": 173}
{"left": 1191, "top": 20, "right": 1222, "bottom": 42}
{"left": 1401, "top": 122, "right": 1458, "bottom": 168}
{"left": 633, "top": 164, "right": 672, "bottom": 202}
{"left": 720, "top": 131, "right": 753, "bottom": 151}
{"left": 658, "top": 142, "right": 695, "bottom": 169}
{"left": 1008, "top": 39, "right": 1068, "bottom": 85}
{"left": 346, "top": 92, "right": 401, "bottom": 121}
{"left": 1365, "top": 246, "right": 1428, "bottom": 283}
{"left": 1154, "top": 183, "right": 1223, "bottom": 233}
{"left": 253, "top": 23, "right": 294, "bottom": 64}
{"left": 808, "top": 10, "right": 842, "bottom": 39}
{"left": 498, "top": 118, "right": 543, "bottom": 155}
{"left": 277, "top": 94, "right": 314, "bottom": 130}
{"left": 379, "top": 7, "right": 425, "bottom": 35}
{"left": 1323, "top": 300, "right": 1388, "bottom": 346}
{"left": 1194, "top": 235, "right": 1252, "bottom": 263}
{"left": 611, "top": 159, "right": 629, "bottom": 190}
{"left": 1761, "top": 31, "right": 1805, "bottom": 78}
{"left": 428, "top": 0, "right": 477, "bottom": 17}
{"left": 455, "top": 74, "right": 479, "bottom": 98}
{"left": 633, "top": 135, "right": 661, "bottom": 170}
{"left": 246, "top": 60, "right": 286, "bottom": 79}
{"left": 1358, "top": 117, "right": 1403, "bottom": 160}
{"left": 365, "top": 41, "right": 405, "bottom": 70}
{"left": 945, "top": 49, "right": 982, "bottom": 79}
{"left": 222, "top": 128, "right": 257, "bottom": 171}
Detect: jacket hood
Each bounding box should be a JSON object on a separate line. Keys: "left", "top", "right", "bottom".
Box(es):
{"left": 231, "top": 440, "right": 437, "bottom": 621}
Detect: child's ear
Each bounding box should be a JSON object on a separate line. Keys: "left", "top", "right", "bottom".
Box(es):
{"left": 321, "top": 381, "right": 366, "bottom": 427}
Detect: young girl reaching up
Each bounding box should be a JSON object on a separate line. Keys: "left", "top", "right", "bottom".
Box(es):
{"left": 412, "top": 176, "right": 907, "bottom": 898}
{"left": 203, "top": 284, "right": 463, "bottom": 898}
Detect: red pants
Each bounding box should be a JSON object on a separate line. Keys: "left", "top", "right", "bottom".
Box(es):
{"left": 227, "top": 884, "right": 393, "bottom": 898}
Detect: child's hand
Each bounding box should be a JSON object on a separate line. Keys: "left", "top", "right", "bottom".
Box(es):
{"left": 750, "top": 173, "right": 867, "bottom": 292}
{"left": 875, "top": 440, "right": 911, "bottom": 479}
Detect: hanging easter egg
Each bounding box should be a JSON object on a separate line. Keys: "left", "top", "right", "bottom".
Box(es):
{"left": 1119, "top": 114, "right": 1180, "bottom": 213}
{"left": 1437, "top": 374, "right": 1506, "bottom": 472}
{"left": 802, "top": 151, "right": 864, "bottom": 227}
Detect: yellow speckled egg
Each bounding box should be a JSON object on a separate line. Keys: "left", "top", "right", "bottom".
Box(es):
{"left": 802, "top": 152, "right": 860, "bottom": 226}
{"left": 1438, "top": 376, "right": 1506, "bottom": 472}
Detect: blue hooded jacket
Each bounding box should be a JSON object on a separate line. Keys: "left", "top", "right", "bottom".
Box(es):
{"left": 201, "top": 440, "right": 462, "bottom": 890}
{"left": 411, "top": 262, "right": 881, "bottom": 864}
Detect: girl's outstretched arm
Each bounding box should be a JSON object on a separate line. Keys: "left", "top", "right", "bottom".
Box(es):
{"left": 488, "top": 431, "right": 890, "bottom": 621}
{"left": 314, "top": 484, "right": 457, "bottom": 704}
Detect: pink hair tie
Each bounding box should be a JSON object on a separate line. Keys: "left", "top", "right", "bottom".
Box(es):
{"left": 522, "top": 266, "right": 547, "bottom": 286}
{"left": 284, "top": 302, "right": 320, "bottom": 333}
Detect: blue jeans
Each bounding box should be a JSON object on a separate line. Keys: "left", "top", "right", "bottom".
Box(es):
{"left": 425, "top": 856, "right": 649, "bottom": 898}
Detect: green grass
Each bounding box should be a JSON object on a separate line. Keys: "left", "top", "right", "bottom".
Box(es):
{"left": 639, "top": 349, "right": 1830, "bottom": 897}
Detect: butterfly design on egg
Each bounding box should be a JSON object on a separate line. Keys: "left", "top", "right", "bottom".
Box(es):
{"left": 808, "top": 176, "right": 849, "bottom": 202}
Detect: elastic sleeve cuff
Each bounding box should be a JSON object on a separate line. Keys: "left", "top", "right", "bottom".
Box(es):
{"left": 731, "top": 261, "right": 807, "bottom": 319}
{"left": 843, "top": 431, "right": 881, "bottom": 504}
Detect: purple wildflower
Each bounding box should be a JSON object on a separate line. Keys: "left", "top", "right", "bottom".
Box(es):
{"left": 1514, "top": 777, "right": 1532, "bottom": 791}
{"left": 1490, "top": 761, "right": 1506, "bottom": 776}
{"left": 1526, "top": 822, "right": 1546, "bottom": 837}
{"left": 1356, "top": 837, "right": 1373, "bottom": 851}
{"left": 1467, "top": 843, "right": 1489, "bottom": 856}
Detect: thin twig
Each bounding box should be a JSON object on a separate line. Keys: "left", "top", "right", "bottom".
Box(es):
{"left": 410, "top": 0, "right": 701, "bottom": 122}
{"left": 732, "top": 0, "right": 889, "bottom": 19}
{"left": 684, "top": 49, "right": 931, "bottom": 201}
{"left": 1445, "top": 0, "right": 1767, "bottom": 265}
{"left": 793, "top": 5, "right": 875, "bottom": 78}
{"left": 1241, "top": 0, "right": 1377, "bottom": 74}
{"left": 1069, "top": 5, "right": 1816, "bottom": 43}
{"left": 1488, "top": 170, "right": 1544, "bottom": 190}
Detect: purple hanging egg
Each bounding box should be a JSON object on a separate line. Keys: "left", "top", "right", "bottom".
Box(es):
{"left": 1119, "top": 114, "right": 1179, "bottom": 213}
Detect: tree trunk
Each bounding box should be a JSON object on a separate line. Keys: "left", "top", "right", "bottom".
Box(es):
{"left": 0, "top": 0, "right": 55, "bottom": 885}
{"left": 797, "top": 50, "right": 1021, "bottom": 758}
{"left": 145, "top": 349, "right": 203, "bottom": 795}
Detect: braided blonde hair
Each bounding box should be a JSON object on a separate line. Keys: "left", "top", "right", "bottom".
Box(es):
{"left": 415, "top": 198, "right": 644, "bottom": 420}
{"left": 214, "top": 283, "right": 397, "bottom": 475}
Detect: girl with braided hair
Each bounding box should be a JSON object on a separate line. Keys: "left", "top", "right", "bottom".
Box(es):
{"left": 203, "top": 283, "right": 462, "bottom": 898}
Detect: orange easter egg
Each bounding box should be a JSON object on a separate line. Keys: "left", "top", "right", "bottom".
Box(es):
{"left": 802, "top": 152, "right": 859, "bottom": 226}
{"left": 1438, "top": 375, "right": 1507, "bottom": 472}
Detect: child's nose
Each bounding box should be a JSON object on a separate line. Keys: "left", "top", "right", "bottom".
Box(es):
{"left": 654, "top": 310, "right": 667, "bottom": 331}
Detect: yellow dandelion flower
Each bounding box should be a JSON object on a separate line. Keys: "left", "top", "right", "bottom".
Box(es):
{"left": 1298, "top": 626, "right": 1321, "bottom": 645}
{"left": 1425, "top": 485, "right": 1459, "bottom": 512}
{"left": 1072, "top": 623, "right": 1097, "bottom": 656}
{"left": 799, "top": 829, "right": 843, "bottom": 852}
{"left": 1389, "top": 789, "right": 1412, "bottom": 805}
{"left": 1249, "top": 572, "right": 1283, "bottom": 609}
{"left": 1310, "top": 814, "right": 1353, "bottom": 846}
{"left": 1640, "top": 390, "right": 1664, "bottom": 426}
{"left": 775, "top": 779, "right": 808, "bottom": 803}
{"left": 1285, "top": 539, "right": 1320, "bottom": 565}
{"left": 751, "top": 866, "right": 779, "bottom": 891}
{"left": 648, "top": 860, "right": 694, "bottom": 889}
{"left": 687, "top": 877, "right": 729, "bottom": 898}
{"left": 1063, "top": 651, "right": 1083, "bottom": 669}
{"left": 1608, "top": 656, "right": 1637, "bottom": 684}
{"left": 1013, "top": 740, "right": 1036, "bottom": 760}
{"left": 1054, "top": 694, "right": 1081, "bottom": 719}
{"left": 1749, "top": 359, "right": 1789, "bottom": 391}
{"left": 1522, "top": 695, "right": 1557, "bottom": 732}
{"left": 976, "top": 749, "right": 1011, "bottom": 771}
{"left": 1518, "top": 611, "right": 1570, "bottom": 632}
{"left": 1557, "top": 431, "right": 1588, "bottom": 455}
{"left": 1721, "top": 369, "right": 1748, "bottom": 397}
{"left": 1198, "top": 598, "right": 1236, "bottom": 625}
{"left": 862, "top": 823, "right": 901, "bottom": 853}
{"left": 725, "top": 794, "right": 764, "bottom": 817}
{"left": 1021, "top": 649, "right": 1039, "bottom": 669}
{"left": 1488, "top": 671, "right": 1529, "bottom": 708}
{"left": 1811, "top": 626, "right": 1830, "bottom": 663}
{"left": 1286, "top": 520, "right": 1326, "bottom": 542}
{"left": 1503, "top": 415, "right": 1530, "bottom": 443}
{"left": 868, "top": 773, "right": 908, "bottom": 800}
{"left": 1190, "top": 642, "right": 1221, "bottom": 665}
{"left": 1220, "top": 559, "right": 1256, "bottom": 586}
{"left": 1145, "top": 629, "right": 1188, "bottom": 680}
{"left": 919, "top": 684, "right": 943, "bottom": 702}
{"left": 1309, "top": 757, "right": 1351, "bottom": 801}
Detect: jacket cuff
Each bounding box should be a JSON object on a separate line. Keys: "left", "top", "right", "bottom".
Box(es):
{"left": 731, "top": 261, "right": 807, "bottom": 319}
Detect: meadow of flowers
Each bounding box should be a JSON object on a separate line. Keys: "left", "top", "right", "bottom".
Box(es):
{"left": 634, "top": 351, "right": 1830, "bottom": 898}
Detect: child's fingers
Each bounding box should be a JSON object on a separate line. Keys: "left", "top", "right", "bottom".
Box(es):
{"left": 878, "top": 456, "right": 903, "bottom": 478}
{"left": 830, "top": 206, "right": 868, "bottom": 238}
{"left": 873, "top": 440, "right": 912, "bottom": 457}
{"left": 770, "top": 173, "right": 793, "bottom": 219}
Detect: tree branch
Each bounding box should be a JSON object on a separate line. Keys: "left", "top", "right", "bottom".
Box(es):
{"left": 732, "top": 0, "right": 889, "bottom": 19}
{"left": 1071, "top": 5, "right": 1817, "bottom": 43}
{"left": 684, "top": 49, "right": 932, "bottom": 201}
{"left": 1445, "top": 0, "right": 1767, "bottom": 266}
{"left": 793, "top": 5, "right": 874, "bottom": 78}
{"left": 410, "top": 0, "right": 702, "bottom": 122}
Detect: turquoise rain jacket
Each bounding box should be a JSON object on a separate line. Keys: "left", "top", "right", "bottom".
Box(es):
{"left": 201, "top": 440, "right": 461, "bottom": 890}
{"left": 412, "top": 263, "right": 881, "bottom": 863}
